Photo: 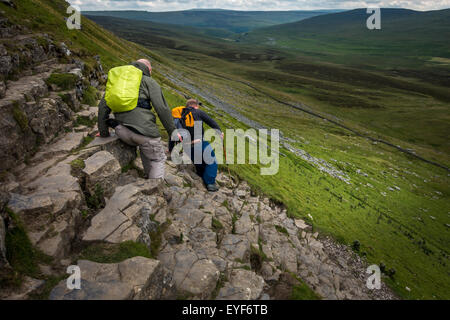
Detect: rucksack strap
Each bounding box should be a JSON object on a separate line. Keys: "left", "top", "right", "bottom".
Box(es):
{"left": 181, "top": 107, "right": 195, "bottom": 128}
{"left": 136, "top": 98, "right": 152, "bottom": 110}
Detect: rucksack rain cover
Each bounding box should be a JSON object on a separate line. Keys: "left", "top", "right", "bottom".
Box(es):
{"left": 105, "top": 65, "right": 143, "bottom": 113}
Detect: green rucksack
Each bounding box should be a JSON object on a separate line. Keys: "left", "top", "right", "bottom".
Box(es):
{"left": 105, "top": 65, "right": 143, "bottom": 113}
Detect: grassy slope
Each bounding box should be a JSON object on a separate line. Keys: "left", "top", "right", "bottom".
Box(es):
{"left": 89, "top": 16, "right": 450, "bottom": 299}
{"left": 159, "top": 59, "right": 449, "bottom": 300}
{"left": 242, "top": 8, "right": 450, "bottom": 68}
{"left": 1, "top": 0, "right": 163, "bottom": 70}
{"left": 84, "top": 9, "right": 337, "bottom": 36}
{"left": 236, "top": 8, "right": 450, "bottom": 159}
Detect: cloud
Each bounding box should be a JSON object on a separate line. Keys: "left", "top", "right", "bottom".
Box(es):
{"left": 69, "top": 0, "right": 450, "bottom": 11}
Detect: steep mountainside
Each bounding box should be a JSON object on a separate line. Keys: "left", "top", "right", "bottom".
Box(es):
{"left": 240, "top": 8, "right": 450, "bottom": 67}
{"left": 84, "top": 9, "right": 340, "bottom": 37}
{"left": 87, "top": 12, "right": 450, "bottom": 300}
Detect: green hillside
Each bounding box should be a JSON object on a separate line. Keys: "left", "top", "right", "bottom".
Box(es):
{"left": 87, "top": 12, "right": 450, "bottom": 299}
{"left": 0, "top": 0, "right": 156, "bottom": 69}
{"left": 84, "top": 9, "right": 339, "bottom": 37}
{"left": 241, "top": 8, "right": 450, "bottom": 68}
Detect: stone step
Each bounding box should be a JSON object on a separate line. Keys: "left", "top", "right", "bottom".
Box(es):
{"left": 84, "top": 135, "right": 137, "bottom": 167}
{"left": 30, "top": 132, "right": 88, "bottom": 163}
{"left": 8, "top": 154, "right": 84, "bottom": 259}
{"left": 0, "top": 71, "right": 51, "bottom": 110}
{"left": 217, "top": 269, "right": 265, "bottom": 300}
{"left": 76, "top": 106, "right": 97, "bottom": 120}
{"left": 0, "top": 59, "right": 77, "bottom": 104}
{"left": 49, "top": 257, "right": 166, "bottom": 300}
{"left": 82, "top": 179, "right": 162, "bottom": 244}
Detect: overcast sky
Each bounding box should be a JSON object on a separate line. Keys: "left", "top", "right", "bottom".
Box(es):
{"left": 68, "top": 0, "right": 450, "bottom": 12}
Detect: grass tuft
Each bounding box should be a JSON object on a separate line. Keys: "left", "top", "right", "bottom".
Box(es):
{"left": 81, "top": 86, "right": 98, "bottom": 106}
{"left": 79, "top": 241, "right": 151, "bottom": 264}
{"left": 12, "top": 102, "right": 29, "bottom": 132}
{"left": 45, "top": 73, "right": 78, "bottom": 91}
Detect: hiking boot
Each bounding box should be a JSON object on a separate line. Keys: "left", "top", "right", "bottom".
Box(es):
{"left": 206, "top": 183, "right": 219, "bottom": 192}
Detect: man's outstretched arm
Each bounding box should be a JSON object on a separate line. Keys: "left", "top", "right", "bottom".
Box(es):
{"left": 199, "top": 110, "right": 222, "bottom": 134}
{"left": 148, "top": 80, "right": 176, "bottom": 137}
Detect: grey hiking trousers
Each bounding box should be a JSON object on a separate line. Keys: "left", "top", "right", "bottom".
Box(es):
{"left": 115, "top": 125, "right": 167, "bottom": 179}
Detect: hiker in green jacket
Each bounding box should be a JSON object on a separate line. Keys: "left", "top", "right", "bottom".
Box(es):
{"left": 98, "top": 59, "right": 178, "bottom": 179}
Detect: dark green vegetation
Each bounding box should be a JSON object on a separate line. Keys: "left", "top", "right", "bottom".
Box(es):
{"left": 45, "top": 73, "right": 78, "bottom": 90}
{"left": 12, "top": 102, "right": 29, "bottom": 132}
{"left": 81, "top": 85, "right": 98, "bottom": 106}
{"left": 79, "top": 241, "right": 151, "bottom": 263}
{"left": 85, "top": 183, "right": 104, "bottom": 210}
{"left": 288, "top": 273, "right": 322, "bottom": 300}
{"left": 85, "top": 9, "right": 339, "bottom": 37}
{"left": 1, "top": 209, "right": 52, "bottom": 288}
{"left": 149, "top": 220, "right": 172, "bottom": 258}
{"left": 70, "top": 158, "right": 85, "bottom": 170}
{"left": 73, "top": 115, "right": 97, "bottom": 128}
{"left": 88, "top": 10, "right": 450, "bottom": 299}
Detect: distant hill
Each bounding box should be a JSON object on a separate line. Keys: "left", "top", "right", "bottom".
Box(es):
{"left": 240, "top": 8, "right": 450, "bottom": 66}
{"left": 84, "top": 9, "right": 342, "bottom": 37}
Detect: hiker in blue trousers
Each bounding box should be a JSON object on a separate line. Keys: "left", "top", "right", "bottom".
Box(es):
{"left": 172, "top": 99, "right": 223, "bottom": 192}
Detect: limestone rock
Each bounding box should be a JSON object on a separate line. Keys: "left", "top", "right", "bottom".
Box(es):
{"left": 3, "top": 277, "right": 44, "bottom": 300}
{"left": 0, "top": 80, "right": 5, "bottom": 99}
{"left": 58, "top": 90, "right": 80, "bottom": 112}
{"left": 49, "top": 257, "right": 164, "bottom": 300}
{"left": 36, "top": 210, "right": 81, "bottom": 258}
{"left": 86, "top": 135, "right": 136, "bottom": 167}
{"left": 171, "top": 249, "right": 220, "bottom": 299}
{"left": 220, "top": 234, "right": 250, "bottom": 262}
{"left": 8, "top": 193, "right": 53, "bottom": 217}
{"left": 164, "top": 172, "right": 185, "bottom": 187}
{"left": 76, "top": 107, "right": 97, "bottom": 120}
{"left": 234, "top": 212, "right": 253, "bottom": 235}
{"left": 31, "top": 132, "right": 87, "bottom": 164}
{"left": 83, "top": 150, "right": 121, "bottom": 198}
{"left": 13, "top": 157, "right": 83, "bottom": 259}
{"left": 0, "top": 68, "right": 78, "bottom": 171}
{"left": 217, "top": 269, "right": 265, "bottom": 300}
{"left": 294, "top": 219, "right": 309, "bottom": 230}
{"left": 83, "top": 180, "right": 161, "bottom": 243}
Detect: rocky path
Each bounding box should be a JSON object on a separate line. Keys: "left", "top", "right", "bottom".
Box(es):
{"left": 1, "top": 118, "right": 396, "bottom": 299}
